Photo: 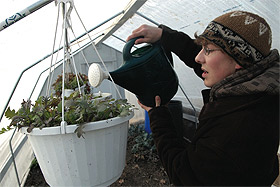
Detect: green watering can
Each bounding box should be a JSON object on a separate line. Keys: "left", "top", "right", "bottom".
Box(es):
{"left": 88, "top": 37, "right": 179, "bottom": 107}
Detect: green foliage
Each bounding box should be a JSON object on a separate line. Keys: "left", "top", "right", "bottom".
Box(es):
{"left": 128, "top": 124, "right": 157, "bottom": 161}
{"left": 1, "top": 107, "right": 16, "bottom": 134}
{"left": 29, "top": 158, "right": 39, "bottom": 170}
{"left": 0, "top": 126, "right": 12, "bottom": 134}
{"left": 52, "top": 73, "right": 91, "bottom": 97}
{"left": 4, "top": 91, "right": 133, "bottom": 137}
{"left": 2, "top": 72, "right": 133, "bottom": 137}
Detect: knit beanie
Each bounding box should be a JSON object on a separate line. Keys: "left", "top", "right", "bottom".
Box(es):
{"left": 199, "top": 11, "right": 272, "bottom": 68}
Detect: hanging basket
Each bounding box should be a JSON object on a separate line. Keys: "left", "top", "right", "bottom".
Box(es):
{"left": 92, "top": 92, "right": 112, "bottom": 101}
{"left": 64, "top": 89, "right": 75, "bottom": 97}
{"left": 20, "top": 112, "right": 133, "bottom": 187}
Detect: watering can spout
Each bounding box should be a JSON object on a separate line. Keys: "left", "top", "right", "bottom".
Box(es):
{"left": 88, "top": 63, "right": 109, "bottom": 87}
{"left": 88, "top": 37, "right": 179, "bottom": 107}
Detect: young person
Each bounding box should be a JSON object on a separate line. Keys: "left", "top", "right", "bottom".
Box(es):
{"left": 127, "top": 11, "right": 279, "bottom": 185}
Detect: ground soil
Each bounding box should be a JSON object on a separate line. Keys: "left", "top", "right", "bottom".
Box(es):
{"left": 24, "top": 124, "right": 171, "bottom": 187}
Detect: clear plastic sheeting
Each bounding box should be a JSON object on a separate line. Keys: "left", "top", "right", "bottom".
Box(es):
{"left": 104, "top": 0, "right": 280, "bottom": 52}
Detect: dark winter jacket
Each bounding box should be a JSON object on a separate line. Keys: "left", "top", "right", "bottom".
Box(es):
{"left": 148, "top": 25, "right": 280, "bottom": 186}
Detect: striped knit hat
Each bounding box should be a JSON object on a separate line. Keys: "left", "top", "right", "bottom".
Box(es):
{"left": 199, "top": 11, "right": 272, "bottom": 68}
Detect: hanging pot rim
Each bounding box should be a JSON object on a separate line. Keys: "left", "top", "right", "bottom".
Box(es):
{"left": 20, "top": 111, "right": 134, "bottom": 136}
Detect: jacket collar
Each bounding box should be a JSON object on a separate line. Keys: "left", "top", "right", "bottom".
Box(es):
{"left": 199, "top": 91, "right": 267, "bottom": 120}
{"left": 201, "top": 89, "right": 210, "bottom": 104}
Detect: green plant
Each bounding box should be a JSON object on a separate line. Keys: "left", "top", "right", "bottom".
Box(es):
{"left": 52, "top": 72, "right": 91, "bottom": 96}
{"left": 128, "top": 124, "right": 157, "bottom": 161}
{"left": 0, "top": 126, "right": 12, "bottom": 134}
{"left": 5, "top": 91, "right": 133, "bottom": 138}
{"left": 29, "top": 157, "right": 39, "bottom": 170}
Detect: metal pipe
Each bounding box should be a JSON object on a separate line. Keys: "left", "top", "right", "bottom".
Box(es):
{"left": 71, "top": 10, "right": 124, "bottom": 46}
{"left": 178, "top": 84, "right": 198, "bottom": 129}
{"left": 9, "top": 128, "right": 21, "bottom": 187}
{"left": 112, "top": 34, "right": 127, "bottom": 44}
{"left": 0, "top": 132, "right": 28, "bottom": 184}
{"left": 111, "top": 34, "right": 138, "bottom": 49}
{"left": 0, "top": 0, "right": 54, "bottom": 32}
{"left": 135, "top": 12, "right": 159, "bottom": 26}
{"left": 0, "top": 58, "right": 45, "bottom": 123}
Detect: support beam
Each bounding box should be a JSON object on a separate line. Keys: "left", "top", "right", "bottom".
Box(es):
{"left": 95, "top": 0, "right": 147, "bottom": 44}
{"left": 0, "top": 0, "right": 54, "bottom": 32}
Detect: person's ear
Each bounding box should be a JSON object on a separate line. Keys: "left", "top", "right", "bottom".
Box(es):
{"left": 235, "top": 63, "right": 242, "bottom": 70}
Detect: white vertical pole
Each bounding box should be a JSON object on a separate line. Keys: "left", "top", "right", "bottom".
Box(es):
{"left": 61, "top": 2, "right": 67, "bottom": 134}
{"left": 60, "top": 0, "right": 74, "bottom": 134}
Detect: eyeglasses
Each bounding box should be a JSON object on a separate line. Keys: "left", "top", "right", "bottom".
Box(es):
{"left": 203, "top": 47, "right": 222, "bottom": 56}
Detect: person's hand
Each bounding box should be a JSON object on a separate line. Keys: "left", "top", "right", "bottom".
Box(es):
{"left": 137, "top": 96, "right": 161, "bottom": 112}
{"left": 126, "top": 24, "right": 163, "bottom": 45}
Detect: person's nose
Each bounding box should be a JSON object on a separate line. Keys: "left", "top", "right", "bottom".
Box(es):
{"left": 195, "top": 48, "right": 205, "bottom": 64}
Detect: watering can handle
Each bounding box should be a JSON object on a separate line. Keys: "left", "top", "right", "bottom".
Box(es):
{"left": 123, "top": 36, "right": 144, "bottom": 61}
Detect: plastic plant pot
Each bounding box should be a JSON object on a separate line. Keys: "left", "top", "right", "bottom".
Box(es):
{"left": 20, "top": 112, "right": 134, "bottom": 187}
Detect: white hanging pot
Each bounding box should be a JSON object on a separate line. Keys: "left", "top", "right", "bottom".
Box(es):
{"left": 74, "top": 84, "right": 85, "bottom": 94}
{"left": 64, "top": 89, "right": 75, "bottom": 97}
{"left": 20, "top": 112, "right": 134, "bottom": 187}
{"left": 92, "top": 92, "right": 112, "bottom": 101}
